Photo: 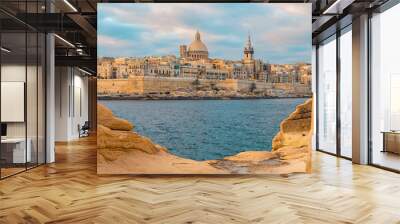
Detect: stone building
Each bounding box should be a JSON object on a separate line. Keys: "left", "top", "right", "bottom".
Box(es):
{"left": 97, "top": 58, "right": 113, "bottom": 79}
{"left": 179, "top": 45, "right": 188, "bottom": 58}
{"left": 97, "top": 31, "right": 311, "bottom": 85}
{"left": 181, "top": 31, "right": 209, "bottom": 61}
{"left": 180, "top": 64, "right": 202, "bottom": 78}
{"left": 243, "top": 35, "right": 255, "bottom": 76}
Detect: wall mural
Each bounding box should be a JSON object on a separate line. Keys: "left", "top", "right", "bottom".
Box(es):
{"left": 97, "top": 3, "right": 313, "bottom": 174}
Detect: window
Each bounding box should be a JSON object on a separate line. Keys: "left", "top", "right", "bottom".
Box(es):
{"left": 339, "top": 27, "right": 352, "bottom": 158}
{"left": 0, "top": 2, "right": 46, "bottom": 179}
{"left": 317, "top": 35, "right": 337, "bottom": 154}
{"left": 370, "top": 3, "right": 400, "bottom": 171}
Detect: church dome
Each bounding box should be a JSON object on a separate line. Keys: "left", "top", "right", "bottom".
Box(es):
{"left": 188, "top": 31, "right": 208, "bottom": 52}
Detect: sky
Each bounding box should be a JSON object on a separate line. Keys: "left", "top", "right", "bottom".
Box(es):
{"left": 97, "top": 3, "right": 311, "bottom": 64}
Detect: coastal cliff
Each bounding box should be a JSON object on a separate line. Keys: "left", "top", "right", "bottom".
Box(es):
{"left": 97, "top": 104, "right": 223, "bottom": 174}
{"left": 272, "top": 99, "right": 312, "bottom": 150}
{"left": 271, "top": 99, "right": 313, "bottom": 172}
{"left": 97, "top": 99, "right": 313, "bottom": 174}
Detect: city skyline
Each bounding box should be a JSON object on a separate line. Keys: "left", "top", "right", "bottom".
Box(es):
{"left": 98, "top": 3, "right": 312, "bottom": 64}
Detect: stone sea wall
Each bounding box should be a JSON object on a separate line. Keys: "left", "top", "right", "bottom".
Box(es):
{"left": 97, "top": 76, "right": 311, "bottom": 97}
{"left": 97, "top": 99, "right": 313, "bottom": 174}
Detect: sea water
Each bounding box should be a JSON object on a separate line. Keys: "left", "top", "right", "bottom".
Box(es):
{"left": 100, "top": 98, "right": 307, "bottom": 161}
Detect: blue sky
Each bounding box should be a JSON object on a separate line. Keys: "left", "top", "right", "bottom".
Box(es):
{"left": 98, "top": 3, "right": 311, "bottom": 64}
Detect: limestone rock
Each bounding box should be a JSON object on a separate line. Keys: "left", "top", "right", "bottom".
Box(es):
{"left": 97, "top": 100, "right": 313, "bottom": 174}
{"left": 97, "top": 104, "right": 133, "bottom": 131}
{"left": 223, "top": 151, "right": 277, "bottom": 162}
{"left": 272, "top": 99, "right": 312, "bottom": 151}
{"left": 274, "top": 146, "right": 309, "bottom": 160}
{"left": 97, "top": 125, "right": 160, "bottom": 161}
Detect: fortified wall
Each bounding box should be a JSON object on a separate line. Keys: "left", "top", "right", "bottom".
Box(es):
{"left": 97, "top": 76, "right": 311, "bottom": 96}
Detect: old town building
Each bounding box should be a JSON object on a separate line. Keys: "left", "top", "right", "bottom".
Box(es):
{"left": 98, "top": 31, "right": 310, "bottom": 85}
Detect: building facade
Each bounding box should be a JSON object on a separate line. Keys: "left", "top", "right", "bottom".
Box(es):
{"left": 97, "top": 31, "right": 311, "bottom": 85}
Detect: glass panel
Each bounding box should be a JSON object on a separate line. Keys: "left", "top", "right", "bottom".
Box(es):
{"left": 312, "top": 46, "right": 317, "bottom": 151}
{"left": 38, "top": 33, "right": 45, "bottom": 165}
{"left": 0, "top": 1, "right": 46, "bottom": 178}
{"left": 26, "top": 0, "right": 39, "bottom": 169}
{"left": 1, "top": 31, "right": 27, "bottom": 177}
{"left": 340, "top": 28, "right": 352, "bottom": 158}
{"left": 317, "top": 36, "right": 337, "bottom": 154}
{"left": 27, "top": 31, "right": 38, "bottom": 169}
{"left": 371, "top": 4, "right": 400, "bottom": 171}
{"left": 0, "top": 9, "right": 2, "bottom": 179}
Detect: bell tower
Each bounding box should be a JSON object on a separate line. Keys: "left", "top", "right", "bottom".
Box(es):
{"left": 243, "top": 34, "right": 254, "bottom": 61}
{"left": 179, "top": 45, "right": 187, "bottom": 58}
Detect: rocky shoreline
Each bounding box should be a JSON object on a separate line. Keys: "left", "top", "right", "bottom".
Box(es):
{"left": 98, "top": 94, "right": 311, "bottom": 101}
{"left": 97, "top": 99, "right": 313, "bottom": 175}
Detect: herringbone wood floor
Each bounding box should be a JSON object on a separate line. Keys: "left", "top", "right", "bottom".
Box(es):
{"left": 1, "top": 136, "right": 400, "bottom": 224}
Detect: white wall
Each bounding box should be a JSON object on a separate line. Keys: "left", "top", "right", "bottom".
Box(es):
{"left": 1, "top": 82, "right": 25, "bottom": 122}
{"left": 55, "top": 67, "right": 89, "bottom": 141}
{"left": 1, "top": 65, "right": 27, "bottom": 138}
{"left": 1, "top": 63, "right": 46, "bottom": 164}
{"left": 55, "top": 67, "right": 69, "bottom": 141}
{"left": 70, "top": 72, "right": 89, "bottom": 138}
{"left": 1, "top": 64, "right": 26, "bottom": 81}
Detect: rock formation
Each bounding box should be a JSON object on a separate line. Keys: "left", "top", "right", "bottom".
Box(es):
{"left": 97, "top": 103, "right": 223, "bottom": 174}
{"left": 271, "top": 99, "right": 313, "bottom": 172}
{"left": 272, "top": 99, "right": 312, "bottom": 151}
{"left": 97, "top": 125, "right": 161, "bottom": 161}
{"left": 97, "top": 99, "right": 313, "bottom": 174}
{"left": 97, "top": 104, "right": 133, "bottom": 131}
{"left": 97, "top": 104, "right": 161, "bottom": 161}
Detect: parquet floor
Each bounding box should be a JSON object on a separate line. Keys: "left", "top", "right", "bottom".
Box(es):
{"left": 1, "top": 136, "right": 400, "bottom": 224}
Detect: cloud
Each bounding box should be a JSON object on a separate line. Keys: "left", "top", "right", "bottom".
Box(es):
{"left": 97, "top": 3, "right": 312, "bottom": 63}
{"left": 98, "top": 35, "right": 130, "bottom": 47}
{"left": 272, "top": 3, "right": 311, "bottom": 16}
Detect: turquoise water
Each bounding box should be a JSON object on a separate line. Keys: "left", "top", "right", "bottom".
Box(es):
{"left": 100, "top": 98, "right": 307, "bottom": 161}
